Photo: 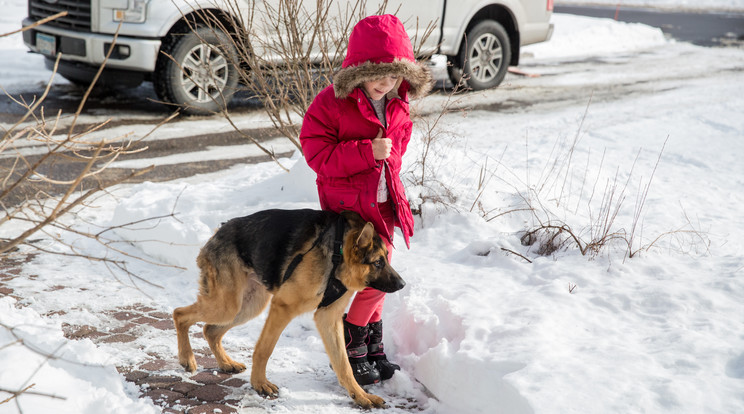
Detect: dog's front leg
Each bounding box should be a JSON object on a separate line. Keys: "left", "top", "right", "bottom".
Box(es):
{"left": 314, "top": 293, "right": 386, "bottom": 409}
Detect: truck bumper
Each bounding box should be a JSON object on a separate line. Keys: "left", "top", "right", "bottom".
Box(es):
{"left": 521, "top": 22, "right": 555, "bottom": 46}
{"left": 22, "top": 18, "right": 162, "bottom": 73}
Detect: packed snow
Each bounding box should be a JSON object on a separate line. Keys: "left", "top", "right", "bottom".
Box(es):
{"left": 2, "top": 2, "right": 744, "bottom": 414}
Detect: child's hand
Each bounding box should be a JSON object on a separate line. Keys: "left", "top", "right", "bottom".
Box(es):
{"left": 371, "top": 129, "right": 392, "bottom": 160}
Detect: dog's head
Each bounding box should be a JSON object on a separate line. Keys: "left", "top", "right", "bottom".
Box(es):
{"left": 339, "top": 212, "right": 405, "bottom": 293}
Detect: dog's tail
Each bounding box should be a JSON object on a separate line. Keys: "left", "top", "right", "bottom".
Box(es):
{"left": 196, "top": 248, "right": 219, "bottom": 296}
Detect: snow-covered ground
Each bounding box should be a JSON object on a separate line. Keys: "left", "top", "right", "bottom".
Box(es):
{"left": 2, "top": 1, "right": 744, "bottom": 414}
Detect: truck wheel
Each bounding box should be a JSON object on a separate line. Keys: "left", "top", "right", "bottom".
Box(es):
{"left": 155, "top": 27, "right": 239, "bottom": 115}
{"left": 447, "top": 20, "right": 511, "bottom": 91}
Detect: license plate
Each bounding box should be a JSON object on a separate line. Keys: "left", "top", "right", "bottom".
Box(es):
{"left": 36, "top": 32, "right": 56, "bottom": 56}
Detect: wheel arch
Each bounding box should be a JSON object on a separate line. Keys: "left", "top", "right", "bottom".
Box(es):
{"left": 461, "top": 4, "right": 520, "bottom": 66}
{"left": 162, "top": 8, "right": 242, "bottom": 41}
{"left": 153, "top": 7, "right": 242, "bottom": 115}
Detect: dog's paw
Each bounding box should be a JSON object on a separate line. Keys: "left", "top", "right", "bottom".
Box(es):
{"left": 251, "top": 379, "right": 279, "bottom": 398}
{"left": 352, "top": 392, "right": 386, "bottom": 409}
{"left": 218, "top": 360, "right": 247, "bottom": 373}
{"left": 179, "top": 356, "right": 197, "bottom": 373}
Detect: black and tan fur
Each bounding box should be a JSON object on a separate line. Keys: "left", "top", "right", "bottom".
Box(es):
{"left": 173, "top": 209, "right": 405, "bottom": 408}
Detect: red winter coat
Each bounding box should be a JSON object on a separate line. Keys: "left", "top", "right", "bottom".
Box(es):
{"left": 300, "top": 15, "right": 432, "bottom": 248}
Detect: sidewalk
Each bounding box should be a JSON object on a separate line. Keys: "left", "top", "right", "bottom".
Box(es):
{"left": 0, "top": 253, "right": 245, "bottom": 414}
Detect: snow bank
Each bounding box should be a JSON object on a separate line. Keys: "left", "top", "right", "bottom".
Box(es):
{"left": 0, "top": 297, "right": 158, "bottom": 414}
{"left": 108, "top": 153, "right": 318, "bottom": 270}
{"left": 523, "top": 14, "right": 667, "bottom": 60}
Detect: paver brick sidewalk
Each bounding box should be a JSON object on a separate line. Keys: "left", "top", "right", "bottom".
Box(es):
{"left": 1, "top": 255, "right": 245, "bottom": 414}
{"left": 68, "top": 305, "right": 247, "bottom": 414}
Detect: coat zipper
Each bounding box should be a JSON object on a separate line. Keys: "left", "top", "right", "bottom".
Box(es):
{"left": 361, "top": 90, "right": 401, "bottom": 245}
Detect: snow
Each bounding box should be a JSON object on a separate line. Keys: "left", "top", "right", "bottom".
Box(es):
{"left": 3, "top": 2, "right": 744, "bottom": 414}
{"left": 0, "top": 1, "right": 61, "bottom": 93}
{"left": 522, "top": 14, "right": 667, "bottom": 60}
{"left": 0, "top": 298, "right": 159, "bottom": 414}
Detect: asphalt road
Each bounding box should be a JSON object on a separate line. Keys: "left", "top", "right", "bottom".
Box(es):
{"left": 555, "top": 5, "right": 744, "bottom": 47}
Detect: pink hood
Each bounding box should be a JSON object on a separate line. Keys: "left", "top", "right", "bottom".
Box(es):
{"left": 333, "top": 14, "right": 432, "bottom": 99}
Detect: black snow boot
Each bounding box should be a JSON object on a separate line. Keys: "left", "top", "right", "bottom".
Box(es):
{"left": 366, "top": 320, "right": 400, "bottom": 380}
{"left": 343, "top": 316, "right": 381, "bottom": 385}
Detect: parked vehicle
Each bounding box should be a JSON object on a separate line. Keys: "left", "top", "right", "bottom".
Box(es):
{"left": 22, "top": 0, "right": 553, "bottom": 114}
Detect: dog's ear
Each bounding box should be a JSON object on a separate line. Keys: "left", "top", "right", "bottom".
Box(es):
{"left": 355, "top": 222, "right": 375, "bottom": 249}
{"left": 341, "top": 211, "right": 366, "bottom": 229}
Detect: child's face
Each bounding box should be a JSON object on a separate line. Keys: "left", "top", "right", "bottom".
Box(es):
{"left": 362, "top": 75, "right": 399, "bottom": 100}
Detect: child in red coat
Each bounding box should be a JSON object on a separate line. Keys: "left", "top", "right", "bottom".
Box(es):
{"left": 300, "top": 14, "right": 432, "bottom": 385}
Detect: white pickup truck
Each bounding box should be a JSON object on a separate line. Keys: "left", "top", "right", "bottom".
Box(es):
{"left": 22, "top": 0, "right": 553, "bottom": 114}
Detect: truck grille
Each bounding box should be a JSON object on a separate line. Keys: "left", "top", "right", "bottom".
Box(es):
{"left": 29, "top": 0, "right": 92, "bottom": 32}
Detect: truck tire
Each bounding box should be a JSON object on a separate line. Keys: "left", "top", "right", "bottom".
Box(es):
{"left": 155, "top": 27, "right": 239, "bottom": 115}
{"left": 447, "top": 20, "right": 511, "bottom": 91}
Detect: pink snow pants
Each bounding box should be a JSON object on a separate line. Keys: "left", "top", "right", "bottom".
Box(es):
{"left": 345, "top": 200, "right": 395, "bottom": 327}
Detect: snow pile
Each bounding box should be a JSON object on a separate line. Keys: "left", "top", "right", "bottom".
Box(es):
{"left": 108, "top": 155, "right": 318, "bottom": 270}
{"left": 0, "top": 297, "right": 158, "bottom": 414}
{"left": 523, "top": 14, "right": 667, "bottom": 60}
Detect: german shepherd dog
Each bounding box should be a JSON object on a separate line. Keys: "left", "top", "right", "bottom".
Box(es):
{"left": 173, "top": 209, "right": 405, "bottom": 408}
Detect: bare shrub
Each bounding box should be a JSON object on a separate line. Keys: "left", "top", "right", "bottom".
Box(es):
{"left": 1, "top": 23, "right": 180, "bottom": 288}
{"left": 403, "top": 79, "right": 469, "bottom": 219}
{"left": 0, "top": 17, "right": 178, "bottom": 410}
{"left": 473, "top": 96, "right": 707, "bottom": 259}
{"left": 518, "top": 133, "right": 695, "bottom": 258}
{"left": 169, "top": 0, "right": 436, "bottom": 165}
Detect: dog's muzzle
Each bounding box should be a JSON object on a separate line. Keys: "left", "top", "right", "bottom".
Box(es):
{"left": 369, "top": 268, "right": 406, "bottom": 293}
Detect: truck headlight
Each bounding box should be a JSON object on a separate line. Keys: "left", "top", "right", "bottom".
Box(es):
{"left": 113, "top": 0, "right": 149, "bottom": 23}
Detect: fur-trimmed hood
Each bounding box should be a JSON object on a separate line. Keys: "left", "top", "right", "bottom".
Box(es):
{"left": 333, "top": 15, "right": 433, "bottom": 100}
